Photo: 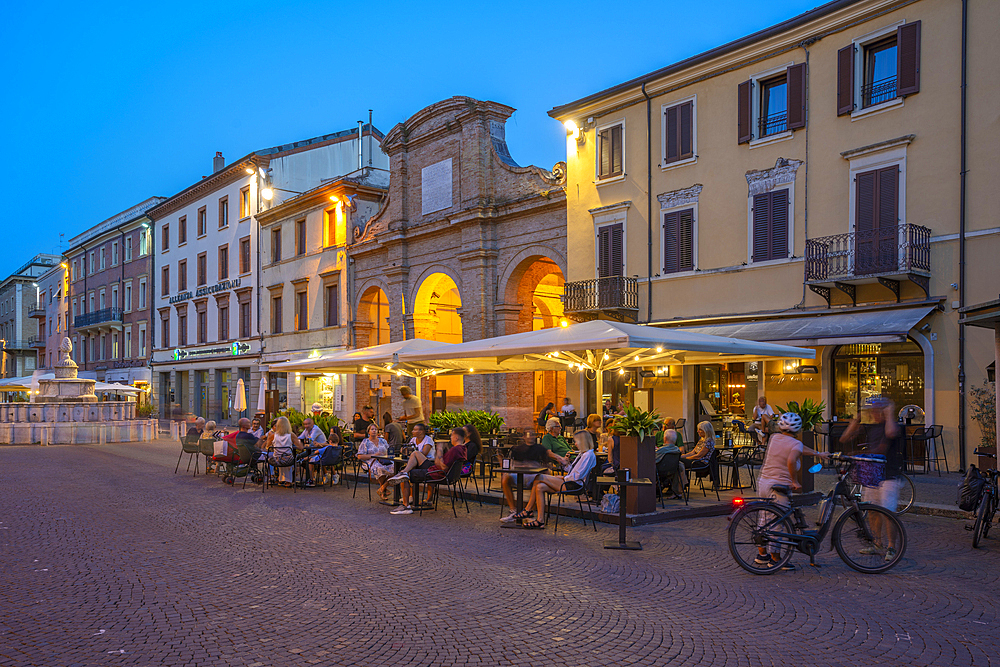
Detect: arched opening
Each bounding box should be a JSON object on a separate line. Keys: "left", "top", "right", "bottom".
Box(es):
{"left": 413, "top": 273, "right": 463, "bottom": 408}
{"left": 502, "top": 256, "right": 566, "bottom": 429}
{"left": 357, "top": 286, "right": 390, "bottom": 348}
{"left": 831, "top": 338, "right": 925, "bottom": 420}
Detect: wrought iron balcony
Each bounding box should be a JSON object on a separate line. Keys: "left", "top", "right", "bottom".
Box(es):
{"left": 805, "top": 223, "right": 930, "bottom": 306}
{"left": 27, "top": 303, "right": 45, "bottom": 319}
{"left": 562, "top": 276, "right": 638, "bottom": 321}
{"left": 862, "top": 76, "right": 897, "bottom": 108}
{"left": 758, "top": 111, "right": 787, "bottom": 137}
{"left": 74, "top": 307, "right": 124, "bottom": 331}
{"left": 27, "top": 335, "right": 45, "bottom": 348}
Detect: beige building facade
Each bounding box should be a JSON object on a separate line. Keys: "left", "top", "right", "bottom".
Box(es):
{"left": 550, "top": 0, "right": 999, "bottom": 467}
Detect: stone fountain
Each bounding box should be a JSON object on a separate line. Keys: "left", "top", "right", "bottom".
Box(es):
{"left": 0, "top": 338, "right": 156, "bottom": 445}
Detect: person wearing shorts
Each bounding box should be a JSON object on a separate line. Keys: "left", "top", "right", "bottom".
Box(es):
{"left": 498, "top": 440, "right": 550, "bottom": 523}
{"left": 516, "top": 448, "right": 598, "bottom": 529}
{"left": 392, "top": 427, "right": 467, "bottom": 515}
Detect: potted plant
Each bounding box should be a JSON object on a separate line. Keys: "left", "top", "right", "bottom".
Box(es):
{"left": 777, "top": 398, "right": 826, "bottom": 492}
{"left": 611, "top": 404, "right": 661, "bottom": 514}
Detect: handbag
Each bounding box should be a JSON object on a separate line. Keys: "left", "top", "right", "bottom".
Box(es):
{"left": 599, "top": 493, "right": 620, "bottom": 514}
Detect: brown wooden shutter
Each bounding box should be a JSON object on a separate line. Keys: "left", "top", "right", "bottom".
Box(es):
{"left": 665, "top": 106, "right": 679, "bottom": 164}
{"left": 679, "top": 102, "right": 693, "bottom": 159}
{"left": 662, "top": 211, "right": 679, "bottom": 273}
{"left": 610, "top": 125, "right": 623, "bottom": 176}
{"left": 769, "top": 189, "right": 789, "bottom": 260}
{"left": 752, "top": 193, "right": 771, "bottom": 262}
{"left": 897, "top": 21, "right": 921, "bottom": 96}
{"left": 878, "top": 166, "right": 899, "bottom": 228}
{"left": 856, "top": 171, "right": 876, "bottom": 234}
{"left": 837, "top": 44, "right": 855, "bottom": 116}
{"left": 678, "top": 208, "right": 694, "bottom": 271}
{"left": 786, "top": 63, "right": 806, "bottom": 130}
{"left": 738, "top": 80, "right": 752, "bottom": 144}
{"left": 609, "top": 223, "right": 624, "bottom": 275}
{"left": 598, "top": 128, "right": 610, "bottom": 177}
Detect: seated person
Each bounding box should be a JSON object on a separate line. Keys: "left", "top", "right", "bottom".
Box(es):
{"left": 383, "top": 412, "right": 404, "bottom": 455}
{"left": 391, "top": 427, "right": 467, "bottom": 515}
{"left": 540, "top": 418, "right": 571, "bottom": 469}
{"left": 306, "top": 432, "right": 342, "bottom": 488}
{"left": 262, "top": 416, "right": 301, "bottom": 487}
{"left": 200, "top": 420, "right": 221, "bottom": 473}
{"left": 499, "top": 440, "right": 551, "bottom": 523}
{"left": 353, "top": 405, "right": 375, "bottom": 443}
{"left": 387, "top": 423, "right": 436, "bottom": 482}
{"left": 559, "top": 397, "right": 575, "bottom": 416}
{"left": 600, "top": 419, "right": 621, "bottom": 475}
{"left": 682, "top": 421, "right": 716, "bottom": 467}
{"left": 221, "top": 418, "right": 264, "bottom": 484}
{"left": 187, "top": 417, "right": 206, "bottom": 439}
{"left": 462, "top": 423, "right": 483, "bottom": 475}
{"left": 356, "top": 424, "right": 393, "bottom": 499}
{"left": 655, "top": 429, "right": 686, "bottom": 499}
{"left": 659, "top": 418, "right": 684, "bottom": 450}
{"left": 298, "top": 417, "right": 327, "bottom": 446}
{"left": 517, "top": 447, "right": 598, "bottom": 529}
{"left": 248, "top": 417, "right": 264, "bottom": 439}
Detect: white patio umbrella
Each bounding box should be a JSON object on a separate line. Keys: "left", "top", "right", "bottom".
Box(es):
{"left": 400, "top": 319, "right": 817, "bottom": 401}
{"left": 233, "top": 378, "right": 248, "bottom": 413}
{"left": 257, "top": 376, "right": 268, "bottom": 412}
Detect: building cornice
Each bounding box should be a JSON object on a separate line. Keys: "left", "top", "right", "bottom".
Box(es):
{"left": 148, "top": 155, "right": 261, "bottom": 221}
{"left": 840, "top": 134, "right": 916, "bottom": 159}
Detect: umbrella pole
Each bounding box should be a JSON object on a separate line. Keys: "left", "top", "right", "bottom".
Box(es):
{"left": 596, "top": 366, "right": 603, "bottom": 415}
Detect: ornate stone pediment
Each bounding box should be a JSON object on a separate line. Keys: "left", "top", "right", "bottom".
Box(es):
{"left": 657, "top": 184, "right": 703, "bottom": 210}
{"left": 746, "top": 158, "right": 803, "bottom": 197}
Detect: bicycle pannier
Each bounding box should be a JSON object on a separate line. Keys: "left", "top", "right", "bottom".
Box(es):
{"left": 958, "top": 465, "right": 986, "bottom": 511}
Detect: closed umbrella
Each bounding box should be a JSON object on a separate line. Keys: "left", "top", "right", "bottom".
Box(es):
{"left": 257, "top": 376, "right": 268, "bottom": 411}
{"left": 233, "top": 378, "right": 247, "bottom": 413}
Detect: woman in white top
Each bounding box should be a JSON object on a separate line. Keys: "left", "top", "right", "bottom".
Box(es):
{"left": 263, "top": 416, "right": 301, "bottom": 487}
{"left": 357, "top": 423, "right": 394, "bottom": 499}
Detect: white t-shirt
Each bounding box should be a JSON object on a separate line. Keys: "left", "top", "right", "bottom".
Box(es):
{"left": 299, "top": 425, "right": 327, "bottom": 444}
{"left": 402, "top": 395, "right": 424, "bottom": 423}
{"left": 754, "top": 404, "right": 775, "bottom": 420}
{"left": 560, "top": 404, "right": 575, "bottom": 415}
{"left": 272, "top": 433, "right": 294, "bottom": 456}
{"left": 565, "top": 449, "right": 596, "bottom": 483}
{"left": 410, "top": 435, "right": 435, "bottom": 459}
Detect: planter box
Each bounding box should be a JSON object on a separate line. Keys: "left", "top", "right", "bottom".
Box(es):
{"left": 619, "top": 435, "right": 656, "bottom": 514}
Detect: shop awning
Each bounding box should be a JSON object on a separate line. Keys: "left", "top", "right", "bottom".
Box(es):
{"left": 665, "top": 306, "right": 936, "bottom": 346}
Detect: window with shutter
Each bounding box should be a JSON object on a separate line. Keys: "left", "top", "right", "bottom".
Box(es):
{"left": 662, "top": 209, "right": 695, "bottom": 274}
{"left": 737, "top": 80, "right": 752, "bottom": 144}
{"left": 897, "top": 21, "right": 921, "bottom": 96}
{"left": 855, "top": 167, "right": 899, "bottom": 275}
{"left": 751, "top": 189, "right": 789, "bottom": 263}
{"left": 597, "top": 223, "right": 624, "bottom": 277}
{"left": 663, "top": 101, "right": 694, "bottom": 165}
{"left": 597, "top": 124, "right": 624, "bottom": 179}
{"left": 837, "top": 44, "right": 855, "bottom": 115}
{"left": 786, "top": 63, "right": 806, "bottom": 130}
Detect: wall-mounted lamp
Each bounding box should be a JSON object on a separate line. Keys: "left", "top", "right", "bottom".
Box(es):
{"left": 564, "top": 120, "right": 586, "bottom": 146}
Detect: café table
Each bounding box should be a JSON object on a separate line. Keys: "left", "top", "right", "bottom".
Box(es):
{"left": 388, "top": 456, "right": 436, "bottom": 511}
{"left": 596, "top": 475, "right": 653, "bottom": 550}
{"left": 500, "top": 463, "right": 548, "bottom": 529}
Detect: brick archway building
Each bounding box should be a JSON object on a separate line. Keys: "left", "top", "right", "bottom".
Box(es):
{"left": 349, "top": 96, "right": 567, "bottom": 428}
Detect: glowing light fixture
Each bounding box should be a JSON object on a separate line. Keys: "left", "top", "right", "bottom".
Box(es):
{"left": 261, "top": 187, "right": 274, "bottom": 200}
{"left": 559, "top": 318, "right": 569, "bottom": 327}
{"left": 603, "top": 353, "right": 610, "bottom": 361}
{"left": 656, "top": 346, "right": 663, "bottom": 353}
{"left": 618, "top": 368, "right": 625, "bottom": 375}
{"left": 245, "top": 167, "right": 255, "bottom": 175}
{"left": 564, "top": 119, "right": 579, "bottom": 138}
{"left": 330, "top": 195, "right": 340, "bottom": 203}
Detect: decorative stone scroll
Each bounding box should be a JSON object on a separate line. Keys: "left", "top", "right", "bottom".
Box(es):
{"left": 657, "top": 184, "right": 703, "bottom": 210}
{"left": 746, "top": 158, "right": 803, "bottom": 197}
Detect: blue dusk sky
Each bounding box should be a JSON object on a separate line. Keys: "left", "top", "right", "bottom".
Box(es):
{"left": 2, "top": 0, "right": 821, "bottom": 277}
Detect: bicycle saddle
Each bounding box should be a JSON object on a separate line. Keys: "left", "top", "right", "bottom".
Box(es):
{"left": 771, "top": 485, "right": 791, "bottom": 496}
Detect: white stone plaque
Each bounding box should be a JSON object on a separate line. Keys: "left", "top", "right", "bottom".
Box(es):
{"left": 421, "top": 158, "right": 453, "bottom": 216}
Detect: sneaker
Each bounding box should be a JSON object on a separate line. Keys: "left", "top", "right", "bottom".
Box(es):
{"left": 884, "top": 548, "right": 898, "bottom": 563}
{"left": 500, "top": 511, "right": 518, "bottom": 523}
{"left": 753, "top": 555, "right": 771, "bottom": 566}
{"left": 304, "top": 480, "right": 316, "bottom": 488}
{"left": 331, "top": 474, "right": 340, "bottom": 485}
{"left": 858, "top": 545, "right": 882, "bottom": 555}
{"left": 389, "top": 471, "right": 409, "bottom": 482}
{"left": 390, "top": 506, "right": 413, "bottom": 515}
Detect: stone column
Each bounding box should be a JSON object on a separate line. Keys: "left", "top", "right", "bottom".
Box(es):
{"left": 207, "top": 368, "right": 218, "bottom": 422}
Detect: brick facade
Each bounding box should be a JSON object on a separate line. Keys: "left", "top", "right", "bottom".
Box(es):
{"left": 349, "top": 97, "right": 568, "bottom": 428}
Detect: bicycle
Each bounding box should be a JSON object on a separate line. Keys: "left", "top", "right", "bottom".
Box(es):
{"left": 727, "top": 453, "right": 907, "bottom": 574}
{"left": 969, "top": 449, "right": 999, "bottom": 549}
{"left": 846, "top": 471, "right": 915, "bottom": 514}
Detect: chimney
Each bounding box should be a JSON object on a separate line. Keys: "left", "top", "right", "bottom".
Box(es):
{"left": 213, "top": 152, "right": 225, "bottom": 173}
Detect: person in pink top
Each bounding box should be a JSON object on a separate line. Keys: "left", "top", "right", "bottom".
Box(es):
{"left": 754, "top": 412, "right": 826, "bottom": 571}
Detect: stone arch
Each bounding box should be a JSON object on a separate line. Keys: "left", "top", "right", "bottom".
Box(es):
{"left": 412, "top": 272, "right": 463, "bottom": 343}
{"left": 407, "top": 264, "right": 463, "bottom": 318}
{"left": 356, "top": 282, "right": 391, "bottom": 349}
{"left": 498, "top": 245, "right": 567, "bottom": 305}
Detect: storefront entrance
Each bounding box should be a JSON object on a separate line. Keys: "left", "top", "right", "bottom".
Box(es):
{"left": 831, "top": 340, "right": 924, "bottom": 420}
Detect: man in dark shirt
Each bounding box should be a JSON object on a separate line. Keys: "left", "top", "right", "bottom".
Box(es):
{"left": 353, "top": 405, "right": 375, "bottom": 443}
{"left": 186, "top": 417, "right": 205, "bottom": 439}
{"left": 383, "top": 412, "right": 404, "bottom": 453}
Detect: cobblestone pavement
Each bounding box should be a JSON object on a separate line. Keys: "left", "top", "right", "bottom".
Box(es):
{"left": 0, "top": 441, "right": 996, "bottom": 667}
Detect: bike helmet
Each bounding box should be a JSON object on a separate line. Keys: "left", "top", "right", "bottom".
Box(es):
{"left": 776, "top": 412, "right": 803, "bottom": 433}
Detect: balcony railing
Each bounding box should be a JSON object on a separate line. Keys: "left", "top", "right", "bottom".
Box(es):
{"left": 74, "top": 307, "right": 124, "bottom": 329}
{"left": 562, "top": 276, "right": 639, "bottom": 320}
{"left": 862, "top": 75, "right": 897, "bottom": 108}
{"left": 27, "top": 302, "right": 44, "bottom": 319}
{"left": 27, "top": 336, "right": 45, "bottom": 348}
{"left": 805, "top": 223, "right": 930, "bottom": 282}
{"left": 0, "top": 340, "right": 32, "bottom": 350}
{"left": 758, "top": 111, "right": 787, "bottom": 137}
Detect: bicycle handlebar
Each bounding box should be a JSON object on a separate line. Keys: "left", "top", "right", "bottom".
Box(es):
{"left": 973, "top": 448, "right": 997, "bottom": 459}
{"left": 828, "top": 452, "right": 884, "bottom": 464}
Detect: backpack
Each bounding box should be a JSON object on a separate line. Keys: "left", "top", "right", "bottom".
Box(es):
{"left": 958, "top": 466, "right": 986, "bottom": 511}
{"left": 599, "top": 492, "right": 620, "bottom": 514}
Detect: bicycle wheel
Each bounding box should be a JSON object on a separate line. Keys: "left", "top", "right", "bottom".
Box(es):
{"left": 983, "top": 494, "right": 997, "bottom": 539}
{"left": 973, "top": 490, "right": 991, "bottom": 548}
{"left": 728, "top": 503, "right": 796, "bottom": 575}
{"left": 833, "top": 504, "right": 907, "bottom": 573}
{"left": 896, "top": 474, "right": 915, "bottom": 514}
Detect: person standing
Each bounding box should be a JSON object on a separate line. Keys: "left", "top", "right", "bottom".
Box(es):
{"left": 353, "top": 405, "right": 375, "bottom": 443}
{"left": 753, "top": 396, "right": 776, "bottom": 445}
{"left": 397, "top": 386, "right": 424, "bottom": 426}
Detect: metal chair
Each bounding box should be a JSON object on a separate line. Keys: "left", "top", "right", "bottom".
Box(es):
{"left": 925, "top": 424, "right": 949, "bottom": 475}
{"left": 549, "top": 467, "right": 598, "bottom": 533}
{"left": 905, "top": 426, "right": 931, "bottom": 475}
{"left": 174, "top": 434, "right": 202, "bottom": 476}
{"left": 675, "top": 418, "right": 688, "bottom": 443}
{"left": 264, "top": 450, "right": 296, "bottom": 493}
{"left": 420, "top": 461, "right": 469, "bottom": 518}
{"left": 686, "top": 449, "right": 722, "bottom": 501}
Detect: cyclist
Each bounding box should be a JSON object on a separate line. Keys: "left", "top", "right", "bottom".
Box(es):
{"left": 841, "top": 396, "right": 905, "bottom": 559}
{"left": 754, "top": 412, "right": 827, "bottom": 570}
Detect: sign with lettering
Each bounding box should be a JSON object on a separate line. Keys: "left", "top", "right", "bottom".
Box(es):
{"left": 172, "top": 340, "right": 251, "bottom": 361}
{"left": 421, "top": 158, "right": 452, "bottom": 216}
{"left": 169, "top": 278, "right": 243, "bottom": 304}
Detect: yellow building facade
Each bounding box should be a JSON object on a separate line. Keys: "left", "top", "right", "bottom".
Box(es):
{"left": 550, "top": 0, "right": 999, "bottom": 467}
